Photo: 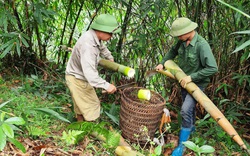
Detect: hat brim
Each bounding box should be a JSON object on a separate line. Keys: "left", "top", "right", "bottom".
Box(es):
{"left": 91, "top": 22, "right": 121, "bottom": 34}
{"left": 170, "top": 22, "right": 198, "bottom": 37}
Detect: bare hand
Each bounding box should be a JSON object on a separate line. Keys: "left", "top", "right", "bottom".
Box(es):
{"left": 106, "top": 84, "right": 117, "bottom": 94}
{"left": 155, "top": 64, "right": 164, "bottom": 71}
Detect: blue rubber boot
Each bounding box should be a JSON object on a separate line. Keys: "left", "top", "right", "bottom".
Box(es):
{"left": 172, "top": 127, "right": 191, "bottom": 156}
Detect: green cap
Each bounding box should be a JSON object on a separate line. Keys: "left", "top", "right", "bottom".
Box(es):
{"left": 170, "top": 17, "right": 198, "bottom": 37}
{"left": 90, "top": 14, "right": 121, "bottom": 33}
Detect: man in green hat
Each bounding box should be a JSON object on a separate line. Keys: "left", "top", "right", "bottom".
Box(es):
{"left": 155, "top": 17, "right": 218, "bottom": 156}
{"left": 65, "top": 14, "right": 121, "bottom": 122}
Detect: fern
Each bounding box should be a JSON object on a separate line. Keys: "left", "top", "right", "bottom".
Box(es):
{"left": 67, "top": 121, "right": 121, "bottom": 148}
{"left": 105, "top": 131, "right": 120, "bottom": 148}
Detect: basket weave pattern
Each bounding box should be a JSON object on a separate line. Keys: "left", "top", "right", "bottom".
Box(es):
{"left": 120, "top": 87, "right": 166, "bottom": 143}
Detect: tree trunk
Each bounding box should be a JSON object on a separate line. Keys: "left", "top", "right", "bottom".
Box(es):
{"left": 62, "top": 2, "right": 84, "bottom": 66}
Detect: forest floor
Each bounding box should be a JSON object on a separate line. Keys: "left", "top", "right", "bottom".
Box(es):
{"left": 0, "top": 75, "right": 249, "bottom": 156}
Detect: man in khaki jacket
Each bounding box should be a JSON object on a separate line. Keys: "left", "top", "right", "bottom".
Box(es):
{"left": 65, "top": 14, "right": 121, "bottom": 122}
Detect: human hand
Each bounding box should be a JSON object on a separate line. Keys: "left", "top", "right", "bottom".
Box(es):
{"left": 109, "top": 59, "right": 114, "bottom": 62}
{"left": 155, "top": 64, "right": 164, "bottom": 71}
{"left": 106, "top": 84, "right": 117, "bottom": 94}
{"left": 179, "top": 76, "right": 192, "bottom": 88}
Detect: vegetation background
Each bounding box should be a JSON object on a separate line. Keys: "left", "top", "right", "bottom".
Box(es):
{"left": 0, "top": 0, "right": 249, "bottom": 155}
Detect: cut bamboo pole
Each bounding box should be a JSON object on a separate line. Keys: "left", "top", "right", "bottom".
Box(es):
{"left": 99, "top": 59, "right": 135, "bottom": 78}
{"left": 164, "top": 60, "right": 248, "bottom": 151}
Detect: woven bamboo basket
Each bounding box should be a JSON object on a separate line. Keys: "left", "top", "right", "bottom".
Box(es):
{"left": 120, "top": 87, "right": 166, "bottom": 144}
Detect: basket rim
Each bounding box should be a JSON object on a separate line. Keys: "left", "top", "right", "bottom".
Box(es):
{"left": 122, "top": 87, "right": 166, "bottom": 105}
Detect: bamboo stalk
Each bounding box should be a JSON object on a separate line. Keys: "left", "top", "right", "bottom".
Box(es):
{"left": 164, "top": 60, "right": 248, "bottom": 151}
{"left": 99, "top": 59, "right": 135, "bottom": 78}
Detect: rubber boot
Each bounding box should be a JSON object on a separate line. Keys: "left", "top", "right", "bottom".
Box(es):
{"left": 172, "top": 127, "right": 191, "bottom": 156}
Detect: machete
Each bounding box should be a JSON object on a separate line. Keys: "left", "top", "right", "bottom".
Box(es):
{"left": 145, "top": 69, "right": 175, "bottom": 79}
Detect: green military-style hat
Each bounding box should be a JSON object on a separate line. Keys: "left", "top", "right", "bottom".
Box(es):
{"left": 170, "top": 17, "right": 198, "bottom": 37}
{"left": 90, "top": 14, "right": 121, "bottom": 34}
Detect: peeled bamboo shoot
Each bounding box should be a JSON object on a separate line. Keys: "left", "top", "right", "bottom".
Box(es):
{"left": 99, "top": 59, "right": 135, "bottom": 78}
{"left": 164, "top": 60, "right": 248, "bottom": 151}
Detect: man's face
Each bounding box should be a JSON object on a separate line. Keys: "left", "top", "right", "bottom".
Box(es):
{"left": 178, "top": 32, "right": 190, "bottom": 41}
{"left": 101, "top": 32, "right": 113, "bottom": 41}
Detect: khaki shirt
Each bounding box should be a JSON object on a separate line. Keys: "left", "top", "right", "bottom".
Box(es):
{"left": 66, "top": 29, "right": 113, "bottom": 90}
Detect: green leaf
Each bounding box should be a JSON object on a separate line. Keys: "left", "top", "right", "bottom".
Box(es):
{"left": 1, "top": 12, "right": 8, "bottom": 32}
{"left": 199, "top": 145, "right": 215, "bottom": 153}
{"left": 61, "top": 130, "right": 83, "bottom": 145}
{"left": 105, "top": 112, "right": 119, "bottom": 125}
{"left": 0, "top": 128, "right": 7, "bottom": 151}
{"left": 33, "top": 108, "right": 71, "bottom": 123}
{"left": 2, "top": 123, "right": 14, "bottom": 138}
{"left": 154, "top": 145, "right": 162, "bottom": 155}
{"left": 219, "top": 99, "right": 230, "bottom": 105}
{"left": 0, "top": 99, "right": 13, "bottom": 108}
{"left": 0, "top": 112, "right": 6, "bottom": 121}
{"left": 4, "top": 117, "right": 25, "bottom": 125}
{"left": 106, "top": 131, "right": 120, "bottom": 148}
{"left": 232, "top": 40, "right": 250, "bottom": 53}
{"left": 9, "top": 124, "right": 23, "bottom": 132}
{"left": 0, "top": 39, "right": 15, "bottom": 50}
{"left": 8, "top": 138, "right": 26, "bottom": 153}
{"left": 0, "top": 42, "right": 14, "bottom": 58}
{"left": 183, "top": 141, "right": 199, "bottom": 152}
{"left": 230, "top": 30, "right": 250, "bottom": 35}
{"left": 217, "top": 0, "right": 250, "bottom": 18}
{"left": 16, "top": 39, "right": 21, "bottom": 56}
{"left": 240, "top": 50, "right": 250, "bottom": 62}
{"left": 20, "top": 35, "right": 30, "bottom": 47}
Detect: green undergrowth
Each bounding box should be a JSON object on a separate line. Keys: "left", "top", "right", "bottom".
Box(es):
{"left": 0, "top": 75, "right": 250, "bottom": 155}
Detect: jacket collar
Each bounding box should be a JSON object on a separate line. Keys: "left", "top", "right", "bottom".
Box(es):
{"left": 189, "top": 31, "right": 198, "bottom": 46}
{"left": 90, "top": 29, "right": 101, "bottom": 46}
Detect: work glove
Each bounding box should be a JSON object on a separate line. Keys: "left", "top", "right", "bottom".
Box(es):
{"left": 179, "top": 76, "right": 192, "bottom": 88}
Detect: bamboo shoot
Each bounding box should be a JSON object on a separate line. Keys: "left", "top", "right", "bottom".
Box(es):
{"left": 99, "top": 59, "right": 135, "bottom": 78}
{"left": 164, "top": 60, "right": 248, "bottom": 151}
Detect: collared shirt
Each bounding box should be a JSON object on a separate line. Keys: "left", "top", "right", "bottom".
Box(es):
{"left": 161, "top": 32, "right": 218, "bottom": 87}
{"left": 65, "top": 29, "right": 114, "bottom": 90}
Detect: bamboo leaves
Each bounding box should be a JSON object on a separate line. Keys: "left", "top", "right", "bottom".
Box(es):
{"left": 218, "top": 1, "right": 250, "bottom": 61}
{"left": 33, "top": 108, "right": 71, "bottom": 123}
{"left": 230, "top": 31, "right": 250, "bottom": 57}
{"left": 230, "top": 30, "right": 250, "bottom": 60}
{"left": 0, "top": 32, "right": 30, "bottom": 58}
{"left": 32, "top": 2, "right": 57, "bottom": 24}
{"left": 217, "top": 0, "right": 250, "bottom": 19}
